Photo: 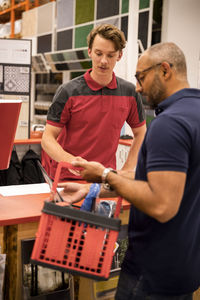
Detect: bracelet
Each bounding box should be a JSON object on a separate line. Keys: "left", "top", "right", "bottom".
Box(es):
{"left": 101, "top": 168, "right": 117, "bottom": 183}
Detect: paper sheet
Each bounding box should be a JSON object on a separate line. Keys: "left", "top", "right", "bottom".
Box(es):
{"left": 0, "top": 183, "right": 51, "bottom": 196}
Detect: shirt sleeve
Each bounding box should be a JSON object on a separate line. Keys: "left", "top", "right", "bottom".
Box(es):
{"left": 126, "top": 92, "right": 146, "bottom": 128}
{"left": 47, "top": 84, "right": 71, "bottom": 127}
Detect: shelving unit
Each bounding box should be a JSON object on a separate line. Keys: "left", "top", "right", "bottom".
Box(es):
{"left": 33, "top": 72, "right": 62, "bottom": 124}
{"left": 0, "top": 0, "right": 55, "bottom": 38}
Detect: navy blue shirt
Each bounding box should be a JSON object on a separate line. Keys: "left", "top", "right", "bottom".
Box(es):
{"left": 123, "top": 88, "right": 200, "bottom": 295}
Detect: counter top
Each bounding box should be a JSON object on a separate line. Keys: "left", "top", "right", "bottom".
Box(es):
{"left": 0, "top": 193, "right": 49, "bottom": 226}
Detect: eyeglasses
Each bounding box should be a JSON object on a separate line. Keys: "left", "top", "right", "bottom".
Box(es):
{"left": 135, "top": 62, "right": 173, "bottom": 86}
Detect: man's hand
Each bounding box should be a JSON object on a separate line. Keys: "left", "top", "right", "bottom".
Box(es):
{"left": 72, "top": 157, "right": 105, "bottom": 182}
{"left": 57, "top": 182, "right": 90, "bottom": 205}
{"left": 68, "top": 156, "right": 86, "bottom": 176}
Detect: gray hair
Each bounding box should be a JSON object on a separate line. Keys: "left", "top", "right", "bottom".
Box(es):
{"left": 146, "top": 42, "right": 187, "bottom": 76}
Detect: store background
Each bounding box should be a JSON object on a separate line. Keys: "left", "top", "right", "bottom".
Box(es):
{"left": 0, "top": 0, "right": 199, "bottom": 138}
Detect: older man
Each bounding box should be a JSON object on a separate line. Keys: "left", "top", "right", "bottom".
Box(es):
{"left": 59, "top": 42, "right": 200, "bottom": 299}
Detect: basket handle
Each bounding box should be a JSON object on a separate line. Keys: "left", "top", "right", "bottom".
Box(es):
{"left": 51, "top": 161, "right": 82, "bottom": 194}
{"left": 114, "top": 196, "right": 123, "bottom": 218}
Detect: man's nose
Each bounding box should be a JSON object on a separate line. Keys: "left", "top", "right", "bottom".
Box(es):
{"left": 135, "top": 81, "right": 142, "bottom": 93}
{"left": 101, "top": 55, "right": 108, "bottom": 64}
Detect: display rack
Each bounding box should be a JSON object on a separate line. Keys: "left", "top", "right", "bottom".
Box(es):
{"left": 0, "top": 0, "right": 55, "bottom": 38}
{"left": 33, "top": 72, "right": 62, "bottom": 124}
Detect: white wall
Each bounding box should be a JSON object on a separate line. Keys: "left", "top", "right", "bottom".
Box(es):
{"left": 114, "top": 45, "right": 128, "bottom": 80}
{"left": 114, "top": 0, "right": 140, "bottom": 84}
{"left": 162, "top": 0, "right": 200, "bottom": 88}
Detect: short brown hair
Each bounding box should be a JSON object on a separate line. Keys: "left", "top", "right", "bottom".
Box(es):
{"left": 87, "top": 24, "right": 126, "bottom": 51}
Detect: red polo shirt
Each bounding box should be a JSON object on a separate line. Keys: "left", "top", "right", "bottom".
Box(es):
{"left": 46, "top": 69, "right": 145, "bottom": 180}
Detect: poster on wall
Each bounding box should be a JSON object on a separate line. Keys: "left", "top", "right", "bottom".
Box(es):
{"left": 3, "top": 66, "right": 30, "bottom": 94}
{"left": 0, "top": 39, "right": 31, "bottom": 65}
{"left": 0, "top": 38, "right": 31, "bottom": 139}
{"left": 0, "top": 39, "right": 31, "bottom": 96}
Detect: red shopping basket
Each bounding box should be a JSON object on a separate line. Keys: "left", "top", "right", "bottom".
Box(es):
{"left": 31, "top": 162, "right": 122, "bottom": 280}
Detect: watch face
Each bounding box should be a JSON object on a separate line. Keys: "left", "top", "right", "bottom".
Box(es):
{"left": 102, "top": 168, "right": 112, "bottom": 183}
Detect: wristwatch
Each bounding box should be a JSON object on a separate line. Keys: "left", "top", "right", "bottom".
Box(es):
{"left": 102, "top": 168, "right": 117, "bottom": 183}
{"left": 101, "top": 168, "right": 117, "bottom": 191}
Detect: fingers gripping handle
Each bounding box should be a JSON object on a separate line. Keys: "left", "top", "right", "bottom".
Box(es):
{"left": 51, "top": 161, "right": 82, "bottom": 194}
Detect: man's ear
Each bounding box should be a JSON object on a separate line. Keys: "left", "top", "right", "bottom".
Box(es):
{"left": 161, "top": 62, "right": 171, "bottom": 79}
{"left": 117, "top": 51, "right": 123, "bottom": 61}
{"left": 88, "top": 48, "right": 92, "bottom": 58}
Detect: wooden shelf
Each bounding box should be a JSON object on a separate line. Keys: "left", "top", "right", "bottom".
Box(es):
{"left": 0, "top": 0, "right": 55, "bottom": 37}
{"left": 0, "top": 1, "right": 26, "bottom": 16}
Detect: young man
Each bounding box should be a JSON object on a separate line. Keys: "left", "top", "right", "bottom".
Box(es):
{"left": 41, "top": 24, "right": 146, "bottom": 181}
{"left": 59, "top": 42, "right": 200, "bottom": 299}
